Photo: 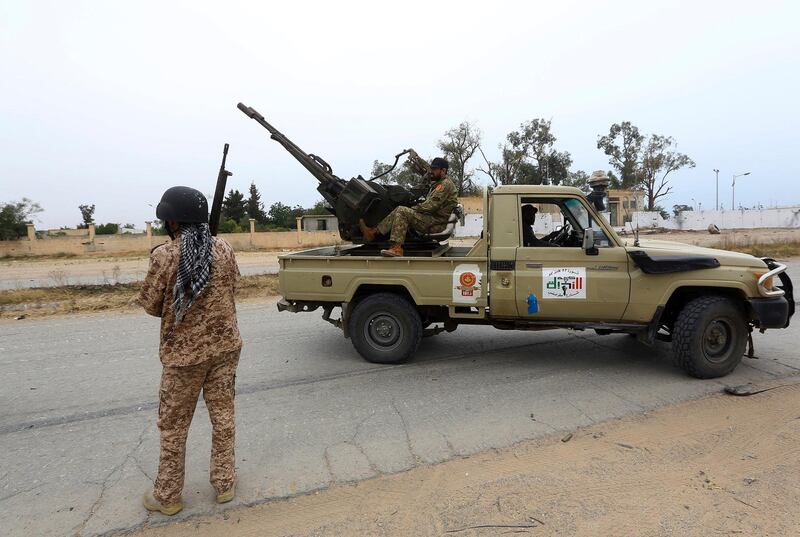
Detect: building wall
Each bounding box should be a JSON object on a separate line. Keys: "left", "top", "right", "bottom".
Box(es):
{"left": 302, "top": 215, "right": 338, "bottom": 232}
{"left": 631, "top": 206, "right": 800, "bottom": 231}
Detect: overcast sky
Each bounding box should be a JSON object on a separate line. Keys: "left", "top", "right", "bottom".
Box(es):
{"left": 1, "top": 0, "right": 798, "bottom": 229}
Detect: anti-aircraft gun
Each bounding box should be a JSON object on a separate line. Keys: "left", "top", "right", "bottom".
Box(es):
{"left": 237, "top": 103, "right": 432, "bottom": 244}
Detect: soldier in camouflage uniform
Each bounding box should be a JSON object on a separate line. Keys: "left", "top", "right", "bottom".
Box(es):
{"left": 360, "top": 157, "right": 458, "bottom": 256}
{"left": 138, "top": 186, "right": 243, "bottom": 516}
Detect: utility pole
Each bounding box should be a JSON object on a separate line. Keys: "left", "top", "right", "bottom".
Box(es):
{"left": 713, "top": 169, "right": 720, "bottom": 210}
{"left": 732, "top": 171, "right": 751, "bottom": 210}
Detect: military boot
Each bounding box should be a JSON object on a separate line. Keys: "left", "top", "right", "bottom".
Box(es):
{"left": 143, "top": 491, "right": 183, "bottom": 516}
{"left": 380, "top": 243, "right": 404, "bottom": 257}
{"left": 358, "top": 219, "right": 378, "bottom": 242}
{"left": 216, "top": 483, "right": 235, "bottom": 504}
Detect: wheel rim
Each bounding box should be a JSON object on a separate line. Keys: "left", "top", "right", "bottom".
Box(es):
{"left": 364, "top": 313, "right": 403, "bottom": 352}
{"left": 702, "top": 318, "right": 734, "bottom": 363}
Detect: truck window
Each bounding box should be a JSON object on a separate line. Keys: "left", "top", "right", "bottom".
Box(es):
{"left": 519, "top": 198, "right": 612, "bottom": 248}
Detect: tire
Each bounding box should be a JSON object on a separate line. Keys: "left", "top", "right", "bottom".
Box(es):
{"left": 348, "top": 293, "right": 423, "bottom": 364}
{"left": 672, "top": 296, "right": 747, "bottom": 379}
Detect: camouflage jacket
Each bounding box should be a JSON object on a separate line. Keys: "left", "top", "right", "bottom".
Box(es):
{"left": 138, "top": 237, "right": 242, "bottom": 367}
{"left": 412, "top": 177, "right": 458, "bottom": 220}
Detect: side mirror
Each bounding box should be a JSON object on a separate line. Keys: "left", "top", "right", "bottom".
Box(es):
{"left": 583, "top": 228, "right": 599, "bottom": 256}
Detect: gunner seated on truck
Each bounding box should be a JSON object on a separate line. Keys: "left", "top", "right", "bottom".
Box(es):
{"left": 521, "top": 204, "right": 551, "bottom": 247}
{"left": 359, "top": 157, "right": 458, "bottom": 257}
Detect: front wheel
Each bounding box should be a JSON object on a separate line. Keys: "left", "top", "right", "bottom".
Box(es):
{"left": 672, "top": 296, "right": 747, "bottom": 378}
{"left": 348, "top": 293, "right": 423, "bottom": 364}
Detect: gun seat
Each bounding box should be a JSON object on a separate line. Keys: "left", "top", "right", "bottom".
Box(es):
{"left": 422, "top": 204, "right": 465, "bottom": 242}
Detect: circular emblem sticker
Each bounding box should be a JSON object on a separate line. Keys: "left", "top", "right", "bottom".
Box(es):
{"left": 459, "top": 272, "right": 476, "bottom": 287}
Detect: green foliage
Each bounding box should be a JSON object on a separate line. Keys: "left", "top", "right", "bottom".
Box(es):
{"left": 654, "top": 205, "right": 670, "bottom": 220}
{"left": 372, "top": 159, "right": 425, "bottom": 190}
{"left": 246, "top": 182, "right": 267, "bottom": 223}
{"left": 221, "top": 189, "right": 247, "bottom": 223}
{"left": 0, "top": 198, "right": 43, "bottom": 240}
{"left": 672, "top": 204, "right": 693, "bottom": 217}
{"left": 597, "top": 123, "right": 694, "bottom": 210}
{"left": 218, "top": 218, "right": 243, "bottom": 234}
{"left": 305, "top": 200, "right": 332, "bottom": 216}
{"left": 437, "top": 121, "right": 483, "bottom": 196}
{"left": 479, "top": 119, "right": 572, "bottom": 186}
{"left": 78, "top": 203, "right": 95, "bottom": 228}
{"left": 122, "top": 223, "right": 136, "bottom": 229}
{"left": 267, "top": 202, "right": 295, "bottom": 229}
{"left": 561, "top": 170, "right": 590, "bottom": 191}
{"left": 151, "top": 222, "right": 169, "bottom": 236}
{"left": 95, "top": 223, "right": 119, "bottom": 235}
{"left": 597, "top": 122, "right": 645, "bottom": 188}
{"left": 640, "top": 135, "right": 695, "bottom": 210}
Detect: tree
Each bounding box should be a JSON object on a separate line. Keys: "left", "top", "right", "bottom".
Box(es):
{"left": 654, "top": 205, "right": 670, "bottom": 220}
{"left": 478, "top": 119, "right": 571, "bottom": 186}
{"left": 221, "top": 189, "right": 246, "bottom": 223}
{"left": 371, "top": 159, "right": 423, "bottom": 189}
{"left": 78, "top": 204, "right": 95, "bottom": 228}
{"left": 305, "top": 200, "right": 331, "bottom": 216}
{"left": 640, "top": 135, "right": 695, "bottom": 211}
{"left": 0, "top": 198, "right": 42, "bottom": 240}
{"left": 597, "top": 122, "right": 645, "bottom": 188}
{"left": 437, "top": 121, "right": 482, "bottom": 196}
{"left": 561, "top": 170, "right": 590, "bottom": 191}
{"left": 267, "top": 202, "right": 294, "bottom": 229}
{"left": 672, "top": 204, "right": 694, "bottom": 217}
{"left": 246, "top": 182, "right": 267, "bottom": 223}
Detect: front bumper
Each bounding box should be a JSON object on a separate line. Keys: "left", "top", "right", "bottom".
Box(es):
{"left": 748, "top": 297, "right": 791, "bottom": 329}
{"left": 751, "top": 258, "right": 794, "bottom": 328}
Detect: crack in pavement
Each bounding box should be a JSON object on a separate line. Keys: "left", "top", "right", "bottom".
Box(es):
{"left": 390, "top": 397, "right": 419, "bottom": 465}
{"left": 72, "top": 420, "right": 150, "bottom": 536}
{"left": 0, "top": 482, "right": 45, "bottom": 503}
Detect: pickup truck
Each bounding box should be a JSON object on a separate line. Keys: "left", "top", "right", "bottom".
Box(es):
{"left": 276, "top": 185, "right": 793, "bottom": 378}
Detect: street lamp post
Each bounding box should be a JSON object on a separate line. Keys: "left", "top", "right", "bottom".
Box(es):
{"left": 732, "top": 172, "right": 751, "bottom": 210}
{"left": 713, "top": 169, "right": 720, "bottom": 210}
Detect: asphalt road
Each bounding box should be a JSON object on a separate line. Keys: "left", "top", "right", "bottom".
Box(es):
{"left": 1, "top": 300, "right": 799, "bottom": 537}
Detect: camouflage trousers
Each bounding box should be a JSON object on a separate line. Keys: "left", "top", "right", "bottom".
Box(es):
{"left": 376, "top": 206, "right": 446, "bottom": 245}
{"left": 153, "top": 349, "right": 240, "bottom": 505}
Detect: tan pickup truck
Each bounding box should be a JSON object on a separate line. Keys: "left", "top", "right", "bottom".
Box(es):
{"left": 277, "top": 185, "right": 793, "bottom": 378}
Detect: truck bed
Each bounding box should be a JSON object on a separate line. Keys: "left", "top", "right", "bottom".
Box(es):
{"left": 278, "top": 242, "right": 488, "bottom": 307}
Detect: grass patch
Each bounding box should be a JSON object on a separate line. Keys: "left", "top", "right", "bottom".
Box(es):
{"left": 0, "top": 274, "right": 279, "bottom": 318}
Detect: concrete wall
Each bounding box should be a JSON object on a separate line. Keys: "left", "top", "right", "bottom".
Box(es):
{"left": 631, "top": 206, "right": 800, "bottom": 231}
{"left": 0, "top": 229, "right": 343, "bottom": 257}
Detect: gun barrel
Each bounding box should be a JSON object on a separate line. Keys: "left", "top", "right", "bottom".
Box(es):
{"left": 237, "top": 102, "right": 342, "bottom": 187}
{"left": 209, "top": 143, "right": 232, "bottom": 236}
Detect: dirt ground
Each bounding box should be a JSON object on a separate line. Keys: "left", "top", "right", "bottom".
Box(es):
{"left": 133, "top": 379, "right": 800, "bottom": 537}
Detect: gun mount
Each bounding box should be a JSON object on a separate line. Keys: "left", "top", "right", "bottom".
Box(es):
{"left": 237, "top": 103, "right": 428, "bottom": 243}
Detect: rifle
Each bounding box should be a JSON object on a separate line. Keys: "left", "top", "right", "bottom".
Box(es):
{"left": 209, "top": 143, "right": 233, "bottom": 236}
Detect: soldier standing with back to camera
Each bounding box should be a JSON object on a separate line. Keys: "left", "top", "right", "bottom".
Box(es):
{"left": 359, "top": 157, "right": 458, "bottom": 257}
{"left": 138, "top": 186, "right": 242, "bottom": 515}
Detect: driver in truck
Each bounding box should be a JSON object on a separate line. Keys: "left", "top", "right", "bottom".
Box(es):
{"left": 521, "top": 204, "right": 551, "bottom": 247}
{"left": 359, "top": 157, "right": 458, "bottom": 257}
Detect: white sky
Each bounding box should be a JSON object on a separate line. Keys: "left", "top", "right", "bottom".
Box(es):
{"left": 1, "top": 0, "right": 798, "bottom": 228}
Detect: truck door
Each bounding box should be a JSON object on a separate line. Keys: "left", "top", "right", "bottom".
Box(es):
{"left": 514, "top": 196, "right": 630, "bottom": 322}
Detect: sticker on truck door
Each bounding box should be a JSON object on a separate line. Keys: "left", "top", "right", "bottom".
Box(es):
{"left": 542, "top": 267, "right": 587, "bottom": 299}
{"left": 453, "top": 264, "right": 482, "bottom": 304}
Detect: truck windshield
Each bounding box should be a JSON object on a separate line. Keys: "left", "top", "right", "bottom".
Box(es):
{"left": 563, "top": 199, "right": 590, "bottom": 230}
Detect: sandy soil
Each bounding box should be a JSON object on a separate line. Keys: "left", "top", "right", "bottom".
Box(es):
{"left": 134, "top": 379, "right": 800, "bottom": 537}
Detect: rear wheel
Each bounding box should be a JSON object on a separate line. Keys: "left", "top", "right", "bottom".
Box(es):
{"left": 672, "top": 296, "right": 747, "bottom": 378}
{"left": 349, "top": 293, "right": 423, "bottom": 364}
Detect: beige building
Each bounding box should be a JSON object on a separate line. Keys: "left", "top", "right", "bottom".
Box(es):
{"left": 607, "top": 189, "right": 645, "bottom": 227}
